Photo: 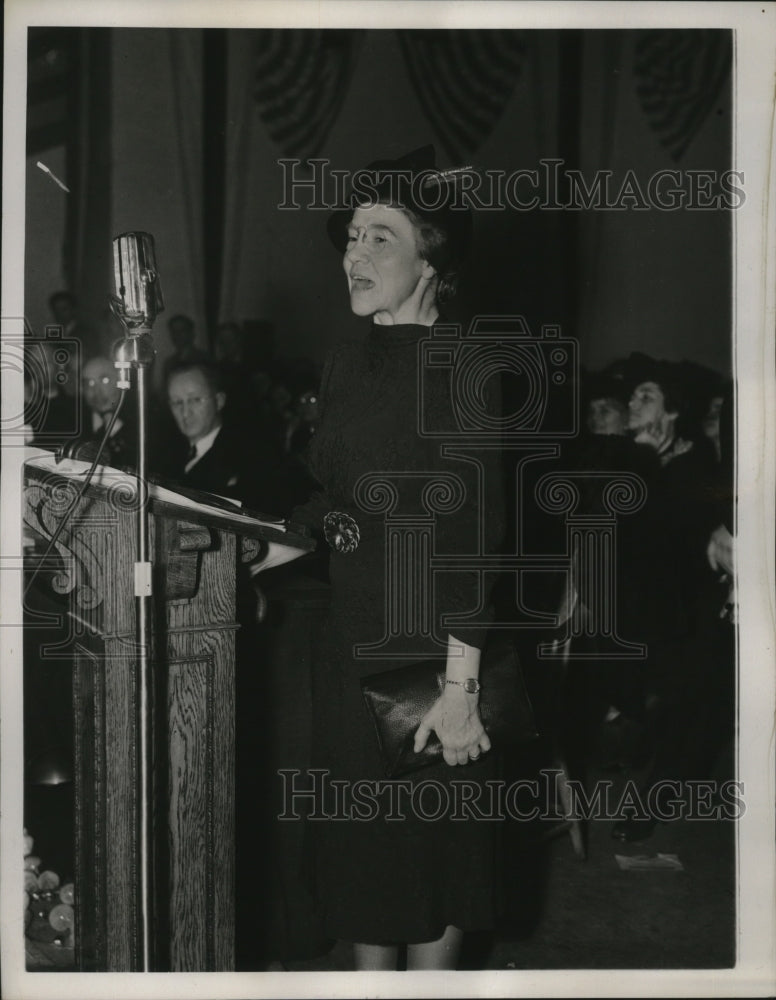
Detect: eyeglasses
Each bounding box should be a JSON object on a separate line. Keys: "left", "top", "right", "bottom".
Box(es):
{"left": 168, "top": 396, "right": 214, "bottom": 411}
{"left": 83, "top": 376, "right": 114, "bottom": 388}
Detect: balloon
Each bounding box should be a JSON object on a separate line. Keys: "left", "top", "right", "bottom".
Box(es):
{"left": 48, "top": 903, "right": 74, "bottom": 934}
{"left": 37, "top": 870, "right": 60, "bottom": 892}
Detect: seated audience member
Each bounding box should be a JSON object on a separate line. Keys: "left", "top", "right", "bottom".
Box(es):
{"left": 162, "top": 314, "right": 209, "bottom": 384}
{"left": 582, "top": 372, "right": 629, "bottom": 436}
{"left": 675, "top": 359, "right": 726, "bottom": 464}
{"left": 166, "top": 361, "right": 276, "bottom": 506}
{"left": 77, "top": 356, "right": 137, "bottom": 468}
{"left": 214, "top": 320, "right": 257, "bottom": 430}
{"left": 284, "top": 388, "right": 319, "bottom": 456}
{"left": 214, "top": 320, "right": 244, "bottom": 367}
{"left": 264, "top": 387, "right": 322, "bottom": 515}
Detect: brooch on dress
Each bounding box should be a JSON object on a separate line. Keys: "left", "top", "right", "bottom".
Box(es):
{"left": 323, "top": 511, "right": 360, "bottom": 553}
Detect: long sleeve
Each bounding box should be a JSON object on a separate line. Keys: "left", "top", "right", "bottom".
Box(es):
{"left": 431, "top": 376, "right": 505, "bottom": 651}
{"left": 288, "top": 346, "right": 342, "bottom": 535}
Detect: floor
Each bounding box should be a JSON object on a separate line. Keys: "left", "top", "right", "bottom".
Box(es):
{"left": 24, "top": 597, "right": 738, "bottom": 978}
{"left": 25, "top": 730, "right": 737, "bottom": 977}
{"left": 234, "top": 710, "right": 737, "bottom": 976}
{"left": 266, "top": 766, "right": 737, "bottom": 974}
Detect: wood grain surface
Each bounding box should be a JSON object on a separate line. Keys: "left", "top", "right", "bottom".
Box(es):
{"left": 26, "top": 469, "right": 240, "bottom": 971}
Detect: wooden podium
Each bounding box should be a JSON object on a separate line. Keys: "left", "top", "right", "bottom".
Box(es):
{"left": 23, "top": 457, "right": 313, "bottom": 971}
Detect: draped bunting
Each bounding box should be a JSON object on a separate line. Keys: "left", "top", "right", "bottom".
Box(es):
{"left": 26, "top": 29, "right": 78, "bottom": 155}
{"left": 397, "top": 30, "right": 526, "bottom": 160}
{"left": 633, "top": 30, "right": 732, "bottom": 162}
{"left": 253, "top": 30, "right": 361, "bottom": 160}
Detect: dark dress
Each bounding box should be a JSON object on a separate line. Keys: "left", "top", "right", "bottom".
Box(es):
{"left": 290, "top": 321, "right": 505, "bottom": 945}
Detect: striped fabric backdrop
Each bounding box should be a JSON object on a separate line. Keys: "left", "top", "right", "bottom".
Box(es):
{"left": 633, "top": 30, "right": 732, "bottom": 162}
{"left": 253, "top": 29, "right": 361, "bottom": 160}
{"left": 26, "top": 29, "right": 79, "bottom": 155}
{"left": 397, "top": 30, "right": 527, "bottom": 160}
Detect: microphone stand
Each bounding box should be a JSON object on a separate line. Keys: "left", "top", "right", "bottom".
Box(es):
{"left": 112, "top": 312, "right": 158, "bottom": 971}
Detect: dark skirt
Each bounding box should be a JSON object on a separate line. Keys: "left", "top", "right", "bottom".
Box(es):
{"left": 302, "top": 567, "right": 503, "bottom": 945}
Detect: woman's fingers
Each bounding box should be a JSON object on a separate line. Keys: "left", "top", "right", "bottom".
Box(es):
{"left": 414, "top": 719, "right": 432, "bottom": 754}
{"left": 443, "top": 727, "right": 491, "bottom": 766}
{"left": 423, "top": 695, "right": 490, "bottom": 765}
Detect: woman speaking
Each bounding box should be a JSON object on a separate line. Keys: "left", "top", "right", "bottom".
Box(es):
{"left": 261, "top": 146, "right": 505, "bottom": 970}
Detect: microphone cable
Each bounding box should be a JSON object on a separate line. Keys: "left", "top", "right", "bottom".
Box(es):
{"left": 23, "top": 390, "right": 129, "bottom": 601}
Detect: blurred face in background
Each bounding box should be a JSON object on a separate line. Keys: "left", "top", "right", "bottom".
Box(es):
{"left": 297, "top": 391, "right": 319, "bottom": 423}
{"left": 168, "top": 317, "right": 195, "bottom": 352}
{"left": 168, "top": 368, "right": 225, "bottom": 444}
{"left": 628, "top": 380, "right": 677, "bottom": 444}
{"left": 587, "top": 397, "right": 628, "bottom": 436}
{"left": 702, "top": 394, "right": 724, "bottom": 460}
{"left": 82, "top": 357, "right": 121, "bottom": 416}
{"left": 270, "top": 382, "right": 293, "bottom": 416}
{"left": 251, "top": 369, "right": 272, "bottom": 400}
{"left": 214, "top": 323, "right": 243, "bottom": 364}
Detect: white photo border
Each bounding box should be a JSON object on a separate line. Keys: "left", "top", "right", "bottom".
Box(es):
{"left": 3, "top": 2, "right": 775, "bottom": 998}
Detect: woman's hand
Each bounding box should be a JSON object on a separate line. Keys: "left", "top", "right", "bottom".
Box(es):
{"left": 707, "top": 523, "right": 734, "bottom": 577}
{"left": 414, "top": 688, "right": 491, "bottom": 766}
{"left": 720, "top": 579, "right": 737, "bottom": 624}
{"left": 247, "top": 539, "right": 307, "bottom": 575}
{"left": 414, "top": 634, "right": 490, "bottom": 765}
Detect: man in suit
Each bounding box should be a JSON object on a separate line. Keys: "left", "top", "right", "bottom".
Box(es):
{"left": 166, "top": 360, "right": 253, "bottom": 501}
{"left": 77, "top": 355, "right": 138, "bottom": 468}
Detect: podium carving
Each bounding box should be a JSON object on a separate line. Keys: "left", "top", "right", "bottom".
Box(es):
{"left": 23, "top": 461, "right": 311, "bottom": 971}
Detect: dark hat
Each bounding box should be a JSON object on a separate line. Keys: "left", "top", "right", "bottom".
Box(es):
{"left": 326, "top": 145, "right": 473, "bottom": 270}
{"left": 606, "top": 352, "right": 690, "bottom": 419}
{"left": 580, "top": 370, "right": 630, "bottom": 408}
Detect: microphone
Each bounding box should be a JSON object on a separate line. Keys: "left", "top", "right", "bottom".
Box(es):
{"left": 110, "top": 232, "right": 164, "bottom": 385}
{"left": 111, "top": 232, "right": 164, "bottom": 330}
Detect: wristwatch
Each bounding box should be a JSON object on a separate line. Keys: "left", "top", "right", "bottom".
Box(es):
{"left": 445, "top": 677, "right": 481, "bottom": 694}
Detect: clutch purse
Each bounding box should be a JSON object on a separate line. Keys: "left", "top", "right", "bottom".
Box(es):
{"left": 359, "top": 638, "right": 538, "bottom": 777}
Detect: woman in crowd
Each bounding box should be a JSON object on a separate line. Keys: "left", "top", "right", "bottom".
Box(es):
{"left": 253, "top": 145, "right": 504, "bottom": 969}
{"left": 610, "top": 357, "right": 726, "bottom": 841}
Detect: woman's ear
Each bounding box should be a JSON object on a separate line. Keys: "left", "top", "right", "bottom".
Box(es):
{"left": 421, "top": 258, "right": 437, "bottom": 280}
